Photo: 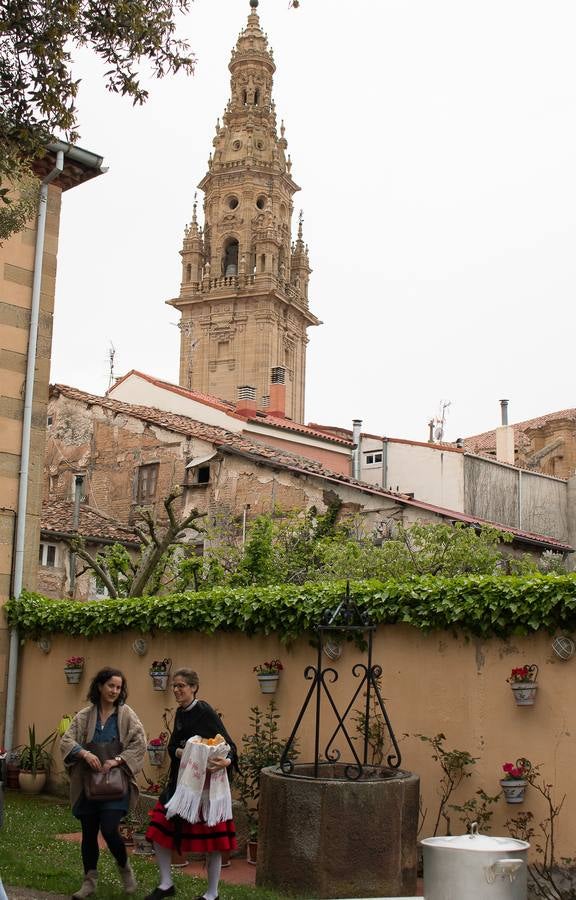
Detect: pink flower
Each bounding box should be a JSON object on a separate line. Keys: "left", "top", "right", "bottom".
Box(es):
{"left": 502, "top": 760, "right": 528, "bottom": 779}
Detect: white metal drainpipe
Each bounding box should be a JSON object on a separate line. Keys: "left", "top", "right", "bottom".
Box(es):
{"left": 3, "top": 150, "right": 64, "bottom": 751}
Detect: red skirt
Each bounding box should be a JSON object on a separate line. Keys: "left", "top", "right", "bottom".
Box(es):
{"left": 146, "top": 800, "right": 237, "bottom": 853}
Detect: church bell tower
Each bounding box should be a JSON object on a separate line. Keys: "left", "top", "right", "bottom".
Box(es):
{"left": 168, "top": 0, "right": 320, "bottom": 423}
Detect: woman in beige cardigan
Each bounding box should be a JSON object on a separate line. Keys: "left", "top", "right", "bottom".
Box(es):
{"left": 61, "top": 667, "right": 146, "bottom": 899}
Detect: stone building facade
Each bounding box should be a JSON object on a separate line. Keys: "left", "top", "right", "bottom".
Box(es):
{"left": 465, "top": 407, "right": 576, "bottom": 480}
{"left": 42, "top": 384, "right": 570, "bottom": 599}
{"left": 169, "top": 1, "right": 319, "bottom": 423}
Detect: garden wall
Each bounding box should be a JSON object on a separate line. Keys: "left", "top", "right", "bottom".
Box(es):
{"left": 11, "top": 622, "right": 575, "bottom": 858}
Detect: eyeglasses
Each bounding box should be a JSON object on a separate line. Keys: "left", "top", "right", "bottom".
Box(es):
{"left": 172, "top": 682, "right": 190, "bottom": 690}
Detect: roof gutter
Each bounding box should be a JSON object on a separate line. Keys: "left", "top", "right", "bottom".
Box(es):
{"left": 47, "top": 140, "right": 106, "bottom": 172}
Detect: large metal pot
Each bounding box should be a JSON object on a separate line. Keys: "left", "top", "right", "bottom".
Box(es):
{"left": 421, "top": 822, "right": 529, "bottom": 900}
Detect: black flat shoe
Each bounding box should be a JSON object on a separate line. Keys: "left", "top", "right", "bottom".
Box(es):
{"left": 144, "top": 887, "right": 176, "bottom": 900}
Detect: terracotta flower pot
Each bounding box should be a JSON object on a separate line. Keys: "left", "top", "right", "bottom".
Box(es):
{"left": 247, "top": 839, "right": 258, "bottom": 864}
{"left": 18, "top": 771, "right": 46, "bottom": 794}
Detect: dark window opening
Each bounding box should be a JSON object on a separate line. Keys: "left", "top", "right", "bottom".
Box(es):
{"left": 197, "top": 466, "right": 210, "bottom": 484}
{"left": 223, "top": 239, "right": 239, "bottom": 276}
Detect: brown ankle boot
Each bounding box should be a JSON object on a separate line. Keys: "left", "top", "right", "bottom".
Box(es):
{"left": 118, "top": 860, "right": 138, "bottom": 894}
{"left": 72, "top": 869, "right": 98, "bottom": 898}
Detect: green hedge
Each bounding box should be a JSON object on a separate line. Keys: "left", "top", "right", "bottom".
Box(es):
{"left": 5, "top": 575, "right": 576, "bottom": 642}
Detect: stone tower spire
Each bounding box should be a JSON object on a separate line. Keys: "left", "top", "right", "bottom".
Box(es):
{"left": 168, "top": 0, "right": 320, "bottom": 423}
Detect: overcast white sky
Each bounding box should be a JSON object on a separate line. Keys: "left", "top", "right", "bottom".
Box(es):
{"left": 51, "top": 0, "right": 576, "bottom": 442}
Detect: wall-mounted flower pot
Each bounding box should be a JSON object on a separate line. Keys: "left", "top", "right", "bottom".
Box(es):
{"left": 64, "top": 667, "right": 83, "bottom": 685}
{"left": 150, "top": 673, "right": 169, "bottom": 691}
{"left": 147, "top": 746, "right": 167, "bottom": 766}
{"left": 500, "top": 779, "right": 527, "bottom": 804}
{"left": 511, "top": 682, "right": 538, "bottom": 706}
{"left": 256, "top": 674, "right": 279, "bottom": 694}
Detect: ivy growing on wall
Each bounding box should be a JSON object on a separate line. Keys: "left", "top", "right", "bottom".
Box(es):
{"left": 5, "top": 574, "right": 576, "bottom": 642}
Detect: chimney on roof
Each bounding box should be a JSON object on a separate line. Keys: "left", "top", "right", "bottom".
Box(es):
{"left": 268, "top": 367, "right": 286, "bottom": 417}
{"left": 496, "top": 399, "right": 515, "bottom": 464}
{"left": 352, "top": 418, "right": 362, "bottom": 479}
{"left": 236, "top": 385, "right": 257, "bottom": 417}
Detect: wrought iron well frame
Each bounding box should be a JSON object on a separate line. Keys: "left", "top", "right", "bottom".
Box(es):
{"left": 279, "top": 583, "right": 401, "bottom": 780}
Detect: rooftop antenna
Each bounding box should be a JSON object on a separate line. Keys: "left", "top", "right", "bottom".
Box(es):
{"left": 432, "top": 399, "right": 451, "bottom": 442}
{"left": 107, "top": 342, "right": 116, "bottom": 390}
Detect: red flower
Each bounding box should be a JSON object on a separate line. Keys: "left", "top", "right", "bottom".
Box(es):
{"left": 254, "top": 658, "right": 283, "bottom": 675}
{"left": 65, "top": 656, "right": 84, "bottom": 668}
{"left": 507, "top": 664, "right": 537, "bottom": 684}
{"left": 502, "top": 761, "right": 527, "bottom": 779}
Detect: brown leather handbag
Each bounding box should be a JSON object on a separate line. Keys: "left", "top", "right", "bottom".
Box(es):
{"left": 82, "top": 739, "right": 129, "bottom": 801}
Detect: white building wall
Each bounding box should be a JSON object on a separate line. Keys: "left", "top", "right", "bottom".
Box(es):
{"left": 359, "top": 438, "right": 465, "bottom": 511}
{"left": 109, "top": 374, "right": 243, "bottom": 431}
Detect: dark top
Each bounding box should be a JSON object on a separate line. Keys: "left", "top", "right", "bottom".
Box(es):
{"left": 161, "top": 700, "right": 238, "bottom": 805}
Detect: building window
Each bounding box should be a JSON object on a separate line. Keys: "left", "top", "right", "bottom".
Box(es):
{"left": 136, "top": 463, "right": 159, "bottom": 503}
{"left": 39, "top": 543, "right": 57, "bottom": 567}
{"left": 365, "top": 453, "right": 383, "bottom": 466}
{"left": 89, "top": 576, "right": 109, "bottom": 600}
{"left": 188, "top": 464, "right": 211, "bottom": 487}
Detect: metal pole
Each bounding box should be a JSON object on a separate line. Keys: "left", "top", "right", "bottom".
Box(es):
{"left": 68, "top": 474, "right": 84, "bottom": 596}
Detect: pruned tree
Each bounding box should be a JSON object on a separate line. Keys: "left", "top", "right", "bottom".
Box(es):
{"left": 66, "top": 488, "right": 205, "bottom": 598}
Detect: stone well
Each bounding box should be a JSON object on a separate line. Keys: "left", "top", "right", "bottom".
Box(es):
{"left": 256, "top": 763, "right": 420, "bottom": 899}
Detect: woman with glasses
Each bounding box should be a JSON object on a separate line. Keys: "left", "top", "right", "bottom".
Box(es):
{"left": 61, "top": 666, "right": 147, "bottom": 899}
{"left": 145, "top": 668, "right": 238, "bottom": 900}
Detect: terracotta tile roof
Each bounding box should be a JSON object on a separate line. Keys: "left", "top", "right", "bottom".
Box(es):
{"left": 110, "top": 370, "right": 352, "bottom": 446}
{"left": 41, "top": 499, "right": 140, "bottom": 545}
{"left": 50, "top": 385, "right": 571, "bottom": 553}
{"left": 109, "top": 370, "right": 238, "bottom": 415}
{"left": 464, "top": 407, "right": 576, "bottom": 454}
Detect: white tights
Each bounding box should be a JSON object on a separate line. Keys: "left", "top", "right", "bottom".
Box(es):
{"left": 152, "top": 842, "right": 173, "bottom": 890}
{"left": 152, "top": 844, "right": 222, "bottom": 899}
{"left": 204, "top": 851, "right": 222, "bottom": 900}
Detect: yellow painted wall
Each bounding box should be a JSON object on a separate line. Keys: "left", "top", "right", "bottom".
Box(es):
{"left": 14, "top": 625, "right": 573, "bottom": 858}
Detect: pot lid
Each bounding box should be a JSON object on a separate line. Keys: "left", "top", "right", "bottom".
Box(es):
{"left": 421, "top": 822, "right": 529, "bottom": 853}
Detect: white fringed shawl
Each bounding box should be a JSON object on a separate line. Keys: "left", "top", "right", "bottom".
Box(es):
{"left": 164, "top": 735, "right": 232, "bottom": 826}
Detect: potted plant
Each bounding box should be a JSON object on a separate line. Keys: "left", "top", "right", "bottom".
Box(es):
{"left": 147, "top": 731, "right": 168, "bottom": 766}
{"left": 64, "top": 656, "right": 85, "bottom": 684}
{"left": 18, "top": 725, "right": 55, "bottom": 794}
{"left": 253, "top": 658, "right": 283, "bottom": 694}
{"left": 500, "top": 758, "right": 531, "bottom": 804}
{"left": 149, "top": 658, "right": 172, "bottom": 691}
{"left": 507, "top": 664, "right": 538, "bottom": 706}
{"left": 236, "top": 701, "right": 297, "bottom": 864}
